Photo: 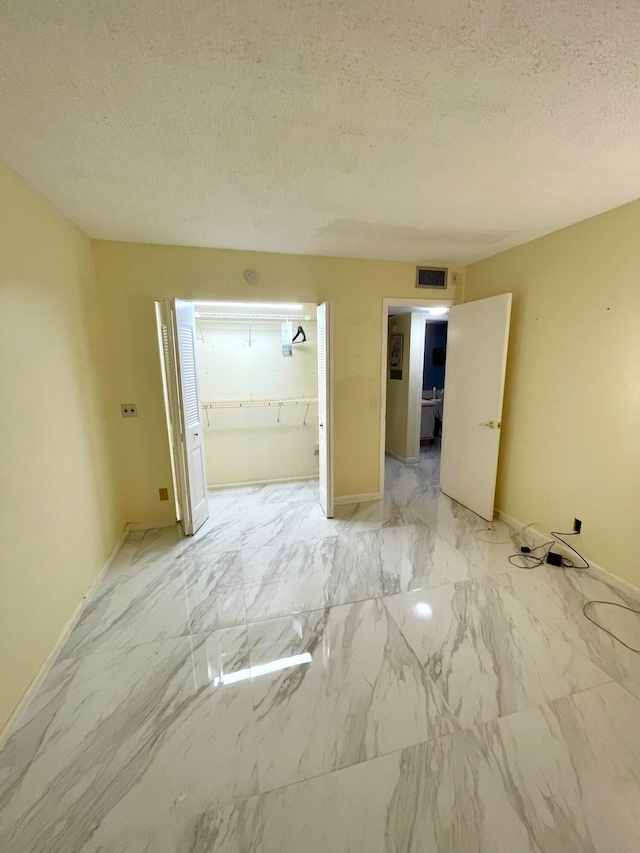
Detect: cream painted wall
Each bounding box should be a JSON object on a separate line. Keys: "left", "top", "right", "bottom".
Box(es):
{"left": 466, "top": 200, "right": 640, "bottom": 587}
{"left": 197, "top": 307, "right": 319, "bottom": 486}
{"left": 385, "top": 313, "right": 424, "bottom": 460}
{"left": 92, "top": 242, "right": 463, "bottom": 518}
{"left": 0, "top": 163, "right": 124, "bottom": 732}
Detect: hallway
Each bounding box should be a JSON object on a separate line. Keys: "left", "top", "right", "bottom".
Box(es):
{"left": 2, "top": 450, "right": 640, "bottom": 852}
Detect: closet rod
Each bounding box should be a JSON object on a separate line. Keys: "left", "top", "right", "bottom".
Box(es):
{"left": 195, "top": 312, "right": 314, "bottom": 321}
{"left": 202, "top": 396, "right": 318, "bottom": 409}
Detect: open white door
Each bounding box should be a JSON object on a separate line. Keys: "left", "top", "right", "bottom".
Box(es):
{"left": 317, "top": 302, "right": 334, "bottom": 518}
{"left": 168, "top": 299, "right": 209, "bottom": 535}
{"left": 440, "top": 293, "right": 512, "bottom": 521}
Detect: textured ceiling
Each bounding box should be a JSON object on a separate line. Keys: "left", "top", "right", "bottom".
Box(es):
{"left": 1, "top": 1, "right": 640, "bottom": 263}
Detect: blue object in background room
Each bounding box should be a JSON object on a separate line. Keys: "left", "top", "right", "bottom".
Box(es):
{"left": 423, "top": 321, "right": 448, "bottom": 390}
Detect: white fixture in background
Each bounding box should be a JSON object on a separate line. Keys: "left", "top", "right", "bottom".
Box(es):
{"left": 281, "top": 320, "right": 293, "bottom": 358}
{"left": 244, "top": 269, "right": 260, "bottom": 283}
{"left": 440, "top": 293, "right": 512, "bottom": 521}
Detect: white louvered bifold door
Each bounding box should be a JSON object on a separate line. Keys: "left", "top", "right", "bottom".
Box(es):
{"left": 157, "top": 304, "right": 186, "bottom": 525}
{"left": 316, "top": 302, "right": 334, "bottom": 517}
{"left": 169, "top": 299, "right": 209, "bottom": 535}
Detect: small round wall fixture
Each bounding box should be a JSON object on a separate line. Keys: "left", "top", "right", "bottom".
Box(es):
{"left": 244, "top": 269, "right": 260, "bottom": 284}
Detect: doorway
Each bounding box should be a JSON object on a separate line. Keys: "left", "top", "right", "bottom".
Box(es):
{"left": 379, "top": 293, "right": 512, "bottom": 521}
{"left": 380, "top": 299, "right": 451, "bottom": 496}
{"left": 156, "top": 299, "right": 334, "bottom": 534}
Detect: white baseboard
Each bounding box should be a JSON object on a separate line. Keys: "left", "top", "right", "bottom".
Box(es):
{"left": 0, "top": 527, "right": 128, "bottom": 747}
{"left": 385, "top": 449, "right": 419, "bottom": 464}
{"left": 586, "top": 561, "right": 640, "bottom": 602}
{"left": 496, "top": 510, "right": 640, "bottom": 602}
{"left": 125, "top": 520, "right": 176, "bottom": 531}
{"left": 208, "top": 475, "right": 319, "bottom": 490}
{"left": 334, "top": 492, "right": 383, "bottom": 506}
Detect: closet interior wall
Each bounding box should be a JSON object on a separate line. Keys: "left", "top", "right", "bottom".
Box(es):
{"left": 196, "top": 303, "right": 319, "bottom": 487}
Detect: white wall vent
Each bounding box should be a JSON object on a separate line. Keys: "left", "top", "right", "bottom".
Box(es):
{"left": 416, "top": 267, "right": 448, "bottom": 289}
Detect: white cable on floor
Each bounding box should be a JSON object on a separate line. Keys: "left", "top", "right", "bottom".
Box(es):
{"left": 582, "top": 600, "right": 640, "bottom": 652}
{"left": 475, "top": 520, "right": 538, "bottom": 546}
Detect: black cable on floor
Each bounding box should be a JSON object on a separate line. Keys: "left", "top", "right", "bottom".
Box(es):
{"left": 502, "top": 526, "right": 639, "bottom": 652}
{"left": 507, "top": 526, "right": 590, "bottom": 570}
{"left": 550, "top": 530, "right": 589, "bottom": 569}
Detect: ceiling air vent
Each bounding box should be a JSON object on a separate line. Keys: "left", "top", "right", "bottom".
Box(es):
{"left": 416, "top": 266, "right": 448, "bottom": 289}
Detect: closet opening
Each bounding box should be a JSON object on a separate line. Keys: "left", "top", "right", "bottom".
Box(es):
{"left": 155, "top": 299, "right": 334, "bottom": 535}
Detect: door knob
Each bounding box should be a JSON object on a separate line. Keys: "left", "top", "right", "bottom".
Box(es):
{"left": 479, "top": 421, "right": 495, "bottom": 428}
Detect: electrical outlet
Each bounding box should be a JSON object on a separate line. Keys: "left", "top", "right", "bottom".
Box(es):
{"left": 121, "top": 403, "right": 138, "bottom": 418}
{"left": 574, "top": 518, "right": 582, "bottom": 533}
{"left": 159, "top": 488, "right": 169, "bottom": 501}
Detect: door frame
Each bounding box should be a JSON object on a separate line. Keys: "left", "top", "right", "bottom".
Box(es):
{"left": 379, "top": 296, "right": 455, "bottom": 497}
{"left": 156, "top": 298, "right": 330, "bottom": 517}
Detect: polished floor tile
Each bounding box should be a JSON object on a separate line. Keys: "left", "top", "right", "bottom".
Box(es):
{"left": 0, "top": 630, "right": 258, "bottom": 852}
{"left": 2, "top": 452, "right": 640, "bottom": 852}
{"left": 86, "top": 680, "right": 640, "bottom": 853}
{"left": 0, "top": 656, "right": 80, "bottom": 818}
{"left": 493, "top": 564, "right": 640, "bottom": 701}
{"left": 239, "top": 499, "right": 335, "bottom": 549}
{"left": 58, "top": 548, "right": 246, "bottom": 658}
{"left": 242, "top": 537, "right": 336, "bottom": 622}
{"left": 477, "top": 680, "right": 640, "bottom": 853}
{"left": 385, "top": 576, "right": 611, "bottom": 729}
{"left": 248, "top": 599, "right": 459, "bottom": 791}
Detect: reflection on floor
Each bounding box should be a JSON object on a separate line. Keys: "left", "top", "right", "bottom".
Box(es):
{"left": 2, "top": 446, "right": 640, "bottom": 851}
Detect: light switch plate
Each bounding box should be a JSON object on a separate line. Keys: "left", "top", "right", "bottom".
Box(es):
{"left": 121, "top": 403, "right": 138, "bottom": 418}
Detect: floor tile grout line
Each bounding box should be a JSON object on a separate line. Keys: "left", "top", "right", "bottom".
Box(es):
{"left": 251, "top": 699, "right": 462, "bottom": 800}
{"left": 381, "top": 593, "right": 462, "bottom": 731}
{"left": 243, "top": 673, "right": 619, "bottom": 804}
{"left": 53, "top": 626, "right": 248, "bottom": 663}
{"left": 486, "top": 571, "right": 620, "bottom": 687}
{"left": 380, "top": 573, "right": 617, "bottom": 733}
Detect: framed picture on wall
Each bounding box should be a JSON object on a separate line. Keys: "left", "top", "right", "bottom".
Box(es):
{"left": 389, "top": 333, "right": 404, "bottom": 380}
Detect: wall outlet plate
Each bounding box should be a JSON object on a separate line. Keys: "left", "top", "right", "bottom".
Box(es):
{"left": 121, "top": 403, "right": 138, "bottom": 418}
{"left": 159, "top": 488, "right": 169, "bottom": 501}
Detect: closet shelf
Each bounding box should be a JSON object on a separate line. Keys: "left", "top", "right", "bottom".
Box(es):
{"left": 202, "top": 396, "right": 318, "bottom": 409}
{"left": 195, "top": 312, "right": 314, "bottom": 321}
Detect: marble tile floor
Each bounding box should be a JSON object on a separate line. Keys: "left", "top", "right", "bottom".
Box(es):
{"left": 2, "top": 446, "right": 640, "bottom": 851}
